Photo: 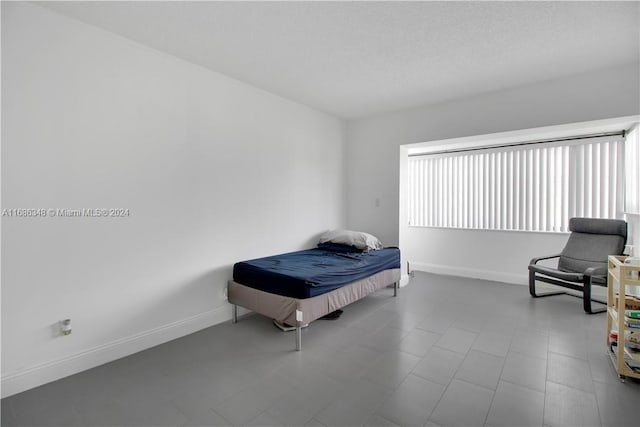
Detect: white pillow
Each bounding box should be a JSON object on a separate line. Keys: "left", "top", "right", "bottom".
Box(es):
{"left": 319, "top": 229, "right": 383, "bottom": 252}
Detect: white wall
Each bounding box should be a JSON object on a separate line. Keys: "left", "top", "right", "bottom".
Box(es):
{"left": 1, "top": 2, "right": 345, "bottom": 397}
{"left": 347, "top": 63, "right": 640, "bottom": 283}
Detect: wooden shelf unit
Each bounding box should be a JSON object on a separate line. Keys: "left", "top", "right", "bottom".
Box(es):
{"left": 607, "top": 255, "right": 640, "bottom": 381}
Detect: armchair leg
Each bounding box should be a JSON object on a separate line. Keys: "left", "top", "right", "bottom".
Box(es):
{"left": 529, "top": 272, "right": 566, "bottom": 298}
{"left": 583, "top": 277, "right": 607, "bottom": 314}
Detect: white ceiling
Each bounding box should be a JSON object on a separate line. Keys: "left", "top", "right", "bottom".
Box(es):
{"left": 38, "top": 1, "right": 640, "bottom": 120}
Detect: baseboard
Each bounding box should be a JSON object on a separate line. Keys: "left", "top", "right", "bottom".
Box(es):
{"left": 1, "top": 305, "right": 231, "bottom": 398}
{"left": 409, "top": 261, "right": 528, "bottom": 286}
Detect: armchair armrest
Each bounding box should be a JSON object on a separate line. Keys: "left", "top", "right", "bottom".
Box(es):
{"left": 584, "top": 266, "right": 607, "bottom": 277}
{"left": 529, "top": 254, "right": 561, "bottom": 265}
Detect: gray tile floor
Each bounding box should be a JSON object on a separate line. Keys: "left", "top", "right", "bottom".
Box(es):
{"left": 2, "top": 272, "right": 639, "bottom": 426}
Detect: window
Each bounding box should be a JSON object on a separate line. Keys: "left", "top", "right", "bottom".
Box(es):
{"left": 408, "top": 133, "right": 625, "bottom": 232}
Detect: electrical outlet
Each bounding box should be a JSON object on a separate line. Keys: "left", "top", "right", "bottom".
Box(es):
{"left": 60, "top": 319, "right": 72, "bottom": 336}
{"left": 222, "top": 287, "right": 228, "bottom": 300}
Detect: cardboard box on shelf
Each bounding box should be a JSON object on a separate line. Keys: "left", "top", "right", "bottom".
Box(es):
{"left": 616, "top": 294, "right": 640, "bottom": 310}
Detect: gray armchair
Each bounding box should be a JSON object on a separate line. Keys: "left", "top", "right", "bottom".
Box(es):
{"left": 528, "top": 218, "right": 627, "bottom": 314}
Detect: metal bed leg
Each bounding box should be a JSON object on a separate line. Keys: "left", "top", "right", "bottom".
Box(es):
{"left": 394, "top": 281, "right": 398, "bottom": 297}
{"left": 232, "top": 304, "right": 238, "bottom": 324}
{"left": 295, "top": 326, "right": 302, "bottom": 351}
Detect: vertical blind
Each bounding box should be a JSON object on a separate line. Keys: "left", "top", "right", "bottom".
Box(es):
{"left": 625, "top": 126, "right": 640, "bottom": 214}
{"left": 408, "top": 134, "right": 625, "bottom": 232}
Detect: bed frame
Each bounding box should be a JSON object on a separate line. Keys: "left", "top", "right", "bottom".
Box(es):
{"left": 228, "top": 268, "right": 401, "bottom": 351}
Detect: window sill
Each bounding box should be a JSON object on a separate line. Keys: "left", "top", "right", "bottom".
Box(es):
{"left": 407, "top": 225, "right": 570, "bottom": 235}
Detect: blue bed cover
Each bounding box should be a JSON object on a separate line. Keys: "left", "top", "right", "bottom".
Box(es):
{"left": 233, "top": 247, "right": 401, "bottom": 299}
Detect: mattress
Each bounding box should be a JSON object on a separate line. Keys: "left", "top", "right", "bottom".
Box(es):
{"left": 232, "top": 247, "right": 401, "bottom": 298}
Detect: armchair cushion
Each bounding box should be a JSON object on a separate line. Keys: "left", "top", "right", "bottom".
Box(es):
{"left": 557, "top": 218, "right": 627, "bottom": 273}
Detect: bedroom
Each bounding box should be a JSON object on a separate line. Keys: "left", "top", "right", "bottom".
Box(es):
{"left": 2, "top": 1, "right": 640, "bottom": 426}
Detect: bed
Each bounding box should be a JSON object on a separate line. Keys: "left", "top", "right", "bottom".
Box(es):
{"left": 227, "top": 230, "right": 401, "bottom": 351}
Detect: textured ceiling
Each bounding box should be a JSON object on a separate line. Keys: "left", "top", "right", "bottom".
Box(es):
{"left": 38, "top": 1, "right": 640, "bottom": 119}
